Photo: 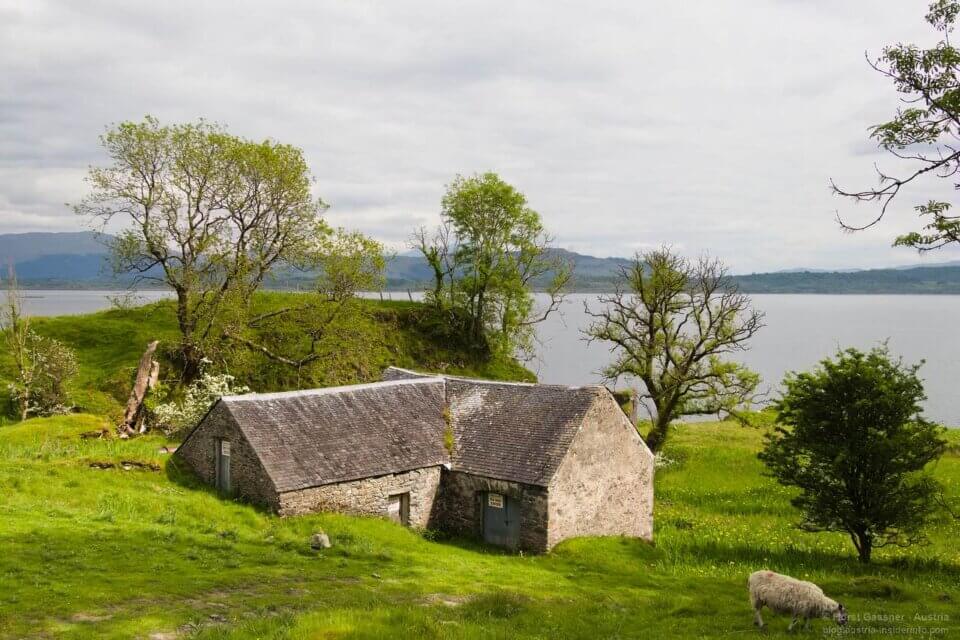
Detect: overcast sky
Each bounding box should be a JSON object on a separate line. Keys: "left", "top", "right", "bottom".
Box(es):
{"left": 2, "top": 0, "right": 959, "bottom": 273}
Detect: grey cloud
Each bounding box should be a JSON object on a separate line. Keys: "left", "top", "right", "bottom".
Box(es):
{"left": 0, "top": 0, "right": 945, "bottom": 271}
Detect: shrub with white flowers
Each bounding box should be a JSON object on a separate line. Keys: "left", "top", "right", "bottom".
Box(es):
{"left": 6, "top": 331, "right": 79, "bottom": 419}
{"left": 152, "top": 369, "right": 251, "bottom": 437}
{"left": 653, "top": 452, "right": 677, "bottom": 470}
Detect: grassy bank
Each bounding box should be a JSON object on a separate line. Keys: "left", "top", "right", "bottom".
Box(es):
{"left": 0, "top": 295, "right": 533, "bottom": 423}
{"left": 0, "top": 416, "right": 956, "bottom": 639}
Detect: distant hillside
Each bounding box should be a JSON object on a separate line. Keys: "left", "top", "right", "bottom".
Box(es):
{"left": 731, "top": 266, "right": 960, "bottom": 294}
{"left": 0, "top": 232, "right": 119, "bottom": 287}
{"left": 383, "top": 248, "right": 633, "bottom": 291}
{"left": 381, "top": 250, "right": 960, "bottom": 294}
{"left": 6, "top": 231, "right": 960, "bottom": 293}
{"left": 0, "top": 231, "right": 106, "bottom": 264}
{"left": 13, "top": 254, "right": 108, "bottom": 281}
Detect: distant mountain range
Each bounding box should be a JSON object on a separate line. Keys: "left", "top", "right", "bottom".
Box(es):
{"left": 0, "top": 232, "right": 113, "bottom": 286}
{"left": 4, "top": 231, "right": 960, "bottom": 294}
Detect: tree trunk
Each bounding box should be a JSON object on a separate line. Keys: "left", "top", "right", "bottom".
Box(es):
{"left": 120, "top": 340, "right": 159, "bottom": 436}
{"left": 430, "top": 264, "right": 444, "bottom": 309}
{"left": 855, "top": 532, "right": 873, "bottom": 563}
{"left": 645, "top": 415, "right": 671, "bottom": 453}
{"left": 138, "top": 360, "right": 161, "bottom": 434}
{"left": 179, "top": 341, "right": 204, "bottom": 383}
{"left": 474, "top": 288, "right": 486, "bottom": 346}
{"left": 174, "top": 288, "right": 203, "bottom": 383}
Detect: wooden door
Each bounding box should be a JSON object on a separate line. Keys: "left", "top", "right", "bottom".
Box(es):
{"left": 215, "top": 439, "right": 231, "bottom": 494}
{"left": 482, "top": 492, "right": 520, "bottom": 548}
{"left": 388, "top": 492, "right": 410, "bottom": 525}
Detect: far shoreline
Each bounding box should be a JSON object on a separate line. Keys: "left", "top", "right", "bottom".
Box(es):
{"left": 13, "top": 284, "right": 960, "bottom": 296}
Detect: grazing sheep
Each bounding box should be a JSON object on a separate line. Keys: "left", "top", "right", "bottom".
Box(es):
{"left": 748, "top": 570, "right": 848, "bottom": 632}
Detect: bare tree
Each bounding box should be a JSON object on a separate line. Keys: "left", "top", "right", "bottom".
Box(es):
{"left": 413, "top": 221, "right": 458, "bottom": 311}
{"left": 584, "top": 248, "right": 764, "bottom": 452}
{"left": 1, "top": 267, "right": 32, "bottom": 420}
{"left": 832, "top": 0, "right": 960, "bottom": 251}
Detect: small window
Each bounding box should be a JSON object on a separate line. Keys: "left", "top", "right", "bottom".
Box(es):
{"left": 387, "top": 492, "right": 410, "bottom": 526}
{"left": 487, "top": 493, "right": 504, "bottom": 509}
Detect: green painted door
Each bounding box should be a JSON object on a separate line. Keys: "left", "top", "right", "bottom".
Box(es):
{"left": 482, "top": 492, "right": 520, "bottom": 548}
{"left": 216, "top": 440, "right": 231, "bottom": 494}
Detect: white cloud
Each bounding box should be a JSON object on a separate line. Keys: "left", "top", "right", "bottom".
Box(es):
{"left": 2, "top": 0, "right": 959, "bottom": 271}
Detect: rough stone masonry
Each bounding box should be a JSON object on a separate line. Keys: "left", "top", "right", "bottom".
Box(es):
{"left": 177, "top": 367, "right": 654, "bottom": 552}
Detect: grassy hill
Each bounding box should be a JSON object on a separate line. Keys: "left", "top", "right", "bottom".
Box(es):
{"left": 1, "top": 299, "right": 958, "bottom": 638}
{"left": 0, "top": 416, "right": 956, "bottom": 638}
{"left": 0, "top": 295, "right": 533, "bottom": 424}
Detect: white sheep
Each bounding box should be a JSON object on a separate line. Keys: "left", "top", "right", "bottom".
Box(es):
{"left": 748, "top": 570, "right": 848, "bottom": 632}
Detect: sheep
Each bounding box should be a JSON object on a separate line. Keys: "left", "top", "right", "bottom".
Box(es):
{"left": 748, "top": 570, "right": 848, "bottom": 632}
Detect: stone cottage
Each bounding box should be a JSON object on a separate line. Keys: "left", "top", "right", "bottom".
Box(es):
{"left": 176, "top": 367, "right": 654, "bottom": 552}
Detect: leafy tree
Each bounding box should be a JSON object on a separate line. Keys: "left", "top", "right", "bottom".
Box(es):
{"left": 760, "top": 347, "right": 947, "bottom": 563}
{"left": 2, "top": 270, "right": 78, "bottom": 419}
{"left": 314, "top": 230, "right": 387, "bottom": 301}
{"left": 413, "top": 172, "right": 570, "bottom": 358}
{"left": 833, "top": 0, "right": 960, "bottom": 250}
{"left": 74, "top": 116, "right": 330, "bottom": 380}
{"left": 583, "top": 248, "right": 762, "bottom": 452}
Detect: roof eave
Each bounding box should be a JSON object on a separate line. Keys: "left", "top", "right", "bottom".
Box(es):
{"left": 274, "top": 461, "right": 450, "bottom": 494}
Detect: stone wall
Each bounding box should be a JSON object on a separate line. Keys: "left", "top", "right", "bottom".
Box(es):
{"left": 546, "top": 392, "right": 654, "bottom": 548}
{"left": 174, "top": 402, "right": 280, "bottom": 510}
{"left": 175, "top": 386, "right": 654, "bottom": 554}
{"left": 277, "top": 466, "right": 442, "bottom": 526}
{"left": 435, "top": 470, "right": 549, "bottom": 552}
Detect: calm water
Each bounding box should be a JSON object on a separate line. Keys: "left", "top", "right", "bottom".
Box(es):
{"left": 19, "top": 290, "right": 173, "bottom": 317}
{"left": 20, "top": 290, "right": 960, "bottom": 425}
{"left": 532, "top": 294, "right": 960, "bottom": 426}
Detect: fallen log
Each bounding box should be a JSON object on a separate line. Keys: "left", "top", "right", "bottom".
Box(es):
{"left": 120, "top": 340, "right": 159, "bottom": 436}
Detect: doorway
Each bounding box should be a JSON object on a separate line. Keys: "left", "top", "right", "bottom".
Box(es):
{"left": 482, "top": 492, "right": 520, "bottom": 548}
{"left": 215, "top": 439, "right": 231, "bottom": 494}
{"left": 388, "top": 492, "right": 410, "bottom": 525}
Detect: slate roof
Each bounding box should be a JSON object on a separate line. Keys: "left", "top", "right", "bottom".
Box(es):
{"left": 219, "top": 378, "right": 449, "bottom": 492}
{"left": 200, "top": 368, "right": 605, "bottom": 493}
{"left": 383, "top": 367, "right": 602, "bottom": 486}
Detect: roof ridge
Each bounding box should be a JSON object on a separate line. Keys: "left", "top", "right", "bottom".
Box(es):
{"left": 221, "top": 377, "right": 445, "bottom": 402}
{"left": 383, "top": 365, "right": 602, "bottom": 391}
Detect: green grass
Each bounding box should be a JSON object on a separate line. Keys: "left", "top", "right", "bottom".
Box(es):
{"left": 1, "top": 416, "right": 957, "bottom": 639}
{"left": 0, "top": 295, "right": 533, "bottom": 423}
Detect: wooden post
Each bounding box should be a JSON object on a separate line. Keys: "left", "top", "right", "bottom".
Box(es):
{"left": 120, "top": 340, "right": 160, "bottom": 436}
{"left": 630, "top": 388, "right": 639, "bottom": 426}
